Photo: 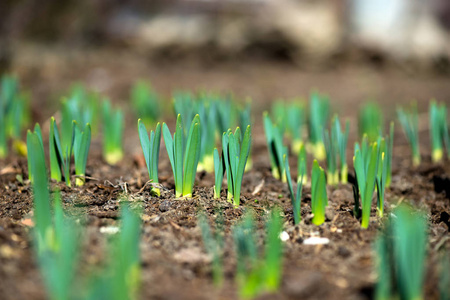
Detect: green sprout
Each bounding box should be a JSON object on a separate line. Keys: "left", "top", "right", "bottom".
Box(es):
{"left": 222, "top": 126, "right": 252, "bottom": 206}
{"left": 61, "top": 84, "right": 99, "bottom": 140}
{"left": 263, "top": 112, "right": 287, "bottom": 182}
{"left": 353, "top": 141, "right": 379, "bottom": 228}
{"left": 375, "top": 204, "right": 427, "bottom": 300}
{"left": 213, "top": 148, "right": 224, "bottom": 199}
{"left": 429, "top": 100, "right": 449, "bottom": 163}
{"left": 238, "top": 100, "right": 253, "bottom": 171}
{"left": 49, "top": 117, "right": 91, "bottom": 186}
{"left": 102, "top": 99, "right": 124, "bottom": 165}
{"left": 386, "top": 122, "right": 394, "bottom": 187}
{"left": 375, "top": 133, "right": 393, "bottom": 218}
{"left": 0, "top": 75, "right": 29, "bottom": 158}
{"left": 138, "top": 120, "right": 161, "bottom": 196}
{"left": 49, "top": 117, "right": 73, "bottom": 186}
{"left": 198, "top": 211, "right": 224, "bottom": 287}
{"left": 359, "top": 102, "right": 383, "bottom": 142}
{"left": 163, "top": 114, "right": 201, "bottom": 198}
{"left": 131, "top": 81, "right": 160, "bottom": 126}
{"left": 297, "top": 142, "right": 307, "bottom": 184}
{"left": 233, "top": 209, "right": 284, "bottom": 299}
{"left": 311, "top": 160, "right": 328, "bottom": 226}
{"left": 324, "top": 116, "right": 349, "bottom": 185}
{"left": 332, "top": 116, "right": 350, "bottom": 184}
{"left": 26, "top": 124, "right": 44, "bottom": 184}
{"left": 284, "top": 154, "right": 303, "bottom": 225}
{"left": 28, "top": 131, "right": 80, "bottom": 300}
{"left": 87, "top": 204, "right": 142, "bottom": 300}
{"left": 308, "top": 92, "right": 329, "bottom": 161}
{"left": 73, "top": 122, "right": 91, "bottom": 186}
{"left": 174, "top": 92, "right": 218, "bottom": 173}
{"left": 323, "top": 129, "right": 338, "bottom": 186}
{"left": 397, "top": 103, "right": 420, "bottom": 166}
{"left": 287, "top": 102, "right": 306, "bottom": 154}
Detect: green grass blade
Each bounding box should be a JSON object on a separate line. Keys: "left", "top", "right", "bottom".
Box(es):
{"left": 213, "top": 148, "right": 224, "bottom": 199}
{"left": 233, "top": 125, "right": 251, "bottom": 206}
{"left": 182, "top": 115, "right": 201, "bottom": 197}
{"left": 174, "top": 114, "right": 184, "bottom": 197}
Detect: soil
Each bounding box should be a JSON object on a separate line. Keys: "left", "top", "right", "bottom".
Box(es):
{"left": 0, "top": 45, "right": 450, "bottom": 299}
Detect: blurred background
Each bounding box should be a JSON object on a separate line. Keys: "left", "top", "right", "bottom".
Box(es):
{"left": 1, "top": 0, "right": 450, "bottom": 121}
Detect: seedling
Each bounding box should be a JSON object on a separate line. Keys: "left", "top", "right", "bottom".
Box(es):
{"left": 359, "top": 102, "right": 383, "bottom": 142}
{"left": 213, "top": 148, "right": 224, "bottom": 199}
{"left": 323, "top": 129, "right": 338, "bottom": 185}
{"left": 297, "top": 142, "right": 307, "bottom": 184}
{"left": 26, "top": 124, "right": 44, "bottom": 184}
{"left": 263, "top": 112, "right": 287, "bottom": 182}
{"left": 61, "top": 84, "right": 99, "bottom": 141}
{"left": 49, "top": 118, "right": 91, "bottom": 186}
{"left": 86, "top": 203, "right": 142, "bottom": 300}
{"left": 353, "top": 141, "right": 379, "bottom": 228}
{"left": 73, "top": 123, "right": 91, "bottom": 186}
{"left": 131, "top": 81, "right": 160, "bottom": 126}
{"left": 174, "top": 92, "right": 218, "bottom": 172}
{"left": 324, "top": 116, "right": 349, "bottom": 185}
{"left": 311, "top": 160, "right": 328, "bottom": 226}
{"left": 138, "top": 120, "right": 161, "bottom": 196}
{"left": 163, "top": 114, "right": 201, "bottom": 198}
{"left": 332, "top": 116, "right": 350, "bottom": 184}
{"left": 0, "top": 75, "right": 29, "bottom": 158}
{"left": 287, "top": 101, "right": 306, "bottom": 154}
{"left": 233, "top": 209, "right": 284, "bottom": 299}
{"left": 375, "top": 204, "right": 427, "bottom": 300}
{"left": 222, "top": 125, "right": 252, "bottom": 206}
{"left": 397, "top": 103, "right": 420, "bottom": 166}
{"left": 429, "top": 100, "right": 449, "bottom": 162}
{"left": 28, "top": 132, "right": 80, "bottom": 300}
{"left": 102, "top": 100, "right": 124, "bottom": 165}
{"left": 386, "top": 122, "right": 394, "bottom": 187}
{"left": 284, "top": 154, "right": 303, "bottom": 225}
{"left": 308, "top": 92, "right": 329, "bottom": 161}
{"left": 49, "top": 117, "right": 73, "bottom": 186}
{"left": 198, "top": 211, "right": 224, "bottom": 287}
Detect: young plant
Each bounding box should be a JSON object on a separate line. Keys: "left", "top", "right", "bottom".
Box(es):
{"left": 286, "top": 101, "right": 306, "bottom": 155}
{"left": 61, "top": 84, "right": 99, "bottom": 140}
{"left": 297, "top": 142, "right": 307, "bottom": 184}
{"left": 0, "top": 75, "right": 29, "bottom": 158}
{"left": 28, "top": 132, "right": 80, "bottom": 300}
{"left": 222, "top": 125, "right": 252, "bottom": 206}
{"left": 49, "top": 117, "right": 73, "bottom": 186}
{"left": 332, "top": 116, "right": 350, "bottom": 183}
{"left": 73, "top": 122, "right": 91, "bottom": 186}
{"left": 197, "top": 95, "right": 218, "bottom": 173}
{"left": 311, "top": 160, "right": 328, "bottom": 226}
{"left": 102, "top": 100, "right": 124, "bottom": 165}
{"left": 284, "top": 154, "right": 303, "bottom": 225}
{"left": 308, "top": 92, "right": 329, "bottom": 161}
{"left": 198, "top": 211, "right": 224, "bottom": 287}
{"left": 359, "top": 102, "right": 383, "bottom": 142}
{"left": 26, "top": 124, "right": 44, "bottom": 184}
{"left": 213, "top": 148, "right": 224, "bottom": 199}
{"left": 397, "top": 103, "right": 420, "bottom": 166}
{"left": 131, "top": 81, "right": 160, "bottom": 126}
{"left": 386, "top": 122, "right": 394, "bottom": 187}
{"left": 138, "top": 120, "right": 161, "bottom": 196}
{"left": 163, "top": 114, "right": 201, "bottom": 198}
{"left": 323, "top": 129, "right": 338, "bottom": 185}
{"left": 86, "top": 203, "right": 142, "bottom": 300}
{"left": 37, "top": 192, "right": 80, "bottom": 300}
{"left": 353, "top": 141, "right": 379, "bottom": 228}
{"left": 375, "top": 204, "right": 427, "bottom": 300}
{"left": 429, "top": 100, "right": 449, "bottom": 163}
{"left": 233, "top": 209, "right": 284, "bottom": 299}
{"left": 263, "top": 112, "right": 287, "bottom": 182}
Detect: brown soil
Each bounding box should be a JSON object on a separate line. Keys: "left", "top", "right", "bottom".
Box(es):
{"left": 0, "top": 45, "right": 450, "bottom": 299}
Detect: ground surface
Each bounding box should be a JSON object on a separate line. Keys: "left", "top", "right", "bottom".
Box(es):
{"left": 0, "top": 45, "right": 449, "bottom": 299}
